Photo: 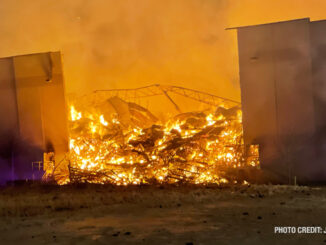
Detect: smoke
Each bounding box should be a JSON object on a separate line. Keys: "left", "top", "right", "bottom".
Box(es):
{"left": 0, "top": 0, "right": 326, "bottom": 100}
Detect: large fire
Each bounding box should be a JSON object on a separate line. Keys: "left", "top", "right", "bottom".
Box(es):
{"left": 47, "top": 88, "right": 259, "bottom": 186}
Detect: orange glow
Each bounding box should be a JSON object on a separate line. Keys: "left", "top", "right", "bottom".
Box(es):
{"left": 58, "top": 101, "right": 259, "bottom": 185}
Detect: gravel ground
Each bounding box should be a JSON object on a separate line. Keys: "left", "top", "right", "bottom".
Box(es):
{"left": 0, "top": 184, "right": 325, "bottom": 245}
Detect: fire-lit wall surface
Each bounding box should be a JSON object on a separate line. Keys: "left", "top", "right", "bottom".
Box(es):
{"left": 310, "top": 20, "right": 326, "bottom": 157}
{"left": 236, "top": 18, "right": 326, "bottom": 182}
{"left": 0, "top": 51, "right": 68, "bottom": 184}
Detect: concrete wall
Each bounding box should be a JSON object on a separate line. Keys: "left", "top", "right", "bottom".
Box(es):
{"left": 0, "top": 51, "right": 68, "bottom": 184}
{"left": 237, "top": 19, "right": 322, "bottom": 182}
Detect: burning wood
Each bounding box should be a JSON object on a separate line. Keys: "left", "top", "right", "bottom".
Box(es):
{"left": 51, "top": 90, "right": 259, "bottom": 185}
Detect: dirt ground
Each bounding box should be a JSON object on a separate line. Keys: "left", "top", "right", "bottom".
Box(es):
{"left": 0, "top": 184, "right": 325, "bottom": 245}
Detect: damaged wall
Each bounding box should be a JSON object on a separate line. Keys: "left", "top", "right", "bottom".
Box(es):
{"left": 0, "top": 51, "right": 68, "bottom": 184}
{"left": 236, "top": 18, "right": 326, "bottom": 182}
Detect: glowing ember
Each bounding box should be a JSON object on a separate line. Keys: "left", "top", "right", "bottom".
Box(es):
{"left": 70, "top": 106, "right": 82, "bottom": 121}
{"left": 58, "top": 97, "right": 259, "bottom": 185}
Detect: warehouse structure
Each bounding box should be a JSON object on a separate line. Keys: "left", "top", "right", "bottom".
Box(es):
{"left": 233, "top": 18, "right": 326, "bottom": 182}
{"left": 0, "top": 52, "right": 68, "bottom": 184}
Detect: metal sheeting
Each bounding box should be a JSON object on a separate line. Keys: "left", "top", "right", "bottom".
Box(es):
{"left": 310, "top": 20, "right": 326, "bottom": 150}
{"left": 0, "top": 51, "right": 68, "bottom": 183}
{"left": 236, "top": 19, "right": 320, "bottom": 182}
{"left": 13, "top": 52, "right": 69, "bottom": 155}
{"left": 0, "top": 58, "right": 19, "bottom": 183}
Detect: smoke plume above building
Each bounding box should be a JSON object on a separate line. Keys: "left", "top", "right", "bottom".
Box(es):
{"left": 0, "top": 0, "right": 326, "bottom": 100}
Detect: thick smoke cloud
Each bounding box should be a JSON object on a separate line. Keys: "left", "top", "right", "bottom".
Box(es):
{"left": 0, "top": 0, "right": 326, "bottom": 100}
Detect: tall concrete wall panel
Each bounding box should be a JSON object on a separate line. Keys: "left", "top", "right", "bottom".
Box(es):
{"left": 236, "top": 19, "right": 322, "bottom": 181}
{"left": 0, "top": 51, "right": 68, "bottom": 183}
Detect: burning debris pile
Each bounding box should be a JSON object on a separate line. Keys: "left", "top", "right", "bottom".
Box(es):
{"left": 58, "top": 86, "right": 259, "bottom": 185}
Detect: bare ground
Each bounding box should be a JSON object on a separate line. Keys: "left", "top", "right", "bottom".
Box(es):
{"left": 0, "top": 184, "right": 325, "bottom": 245}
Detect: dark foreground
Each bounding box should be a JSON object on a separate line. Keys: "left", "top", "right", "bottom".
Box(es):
{"left": 0, "top": 184, "right": 325, "bottom": 245}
